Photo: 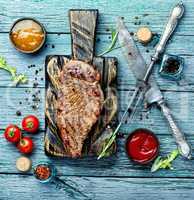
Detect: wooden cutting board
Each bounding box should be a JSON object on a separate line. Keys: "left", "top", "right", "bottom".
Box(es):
{"left": 45, "top": 9, "right": 118, "bottom": 157}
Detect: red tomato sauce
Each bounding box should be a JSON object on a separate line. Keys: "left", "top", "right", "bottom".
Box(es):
{"left": 126, "top": 129, "right": 159, "bottom": 164}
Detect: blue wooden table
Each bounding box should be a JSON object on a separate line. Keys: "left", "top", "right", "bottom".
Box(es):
{"left": 1, "top": 0, "right": 194, "bottom": 199}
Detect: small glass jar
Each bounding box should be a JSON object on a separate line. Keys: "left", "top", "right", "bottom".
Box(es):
{"left": 159, "top": 54, "right": 184, "bottom": 80}
{"left": 33, "top": 162, "right": 56, "bottom": 183}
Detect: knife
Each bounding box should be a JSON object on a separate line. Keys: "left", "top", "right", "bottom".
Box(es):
{"left": 145, "top": 83, "right": 192, "bottom": 159}
{"left": 98, "top": 2, "right": 186, "bottom": 159}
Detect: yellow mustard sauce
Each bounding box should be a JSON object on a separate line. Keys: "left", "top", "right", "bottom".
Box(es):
{"left": 10, "top": 19, "right": 45, "bottom": 52}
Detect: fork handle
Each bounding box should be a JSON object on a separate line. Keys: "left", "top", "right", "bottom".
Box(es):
{"left": 158, "top": 100, "right": 192, "bottom": 159}
{"left": 155, "top": 3, "right": 184, "bottom": 57}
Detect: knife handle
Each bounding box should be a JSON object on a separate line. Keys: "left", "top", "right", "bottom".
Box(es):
{"left": 158, "top": 101, "right": 192, "bottom": 159}
{"left": 154, "top": 3, "right": 184, "bottom": 59}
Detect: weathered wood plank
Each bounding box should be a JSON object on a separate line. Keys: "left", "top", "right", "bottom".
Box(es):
{"left": 1, "top": 174, "right": 194, "bottom": 200}
{"left": 0, "top": 0, "right": 194, "bottom": 198}
{"left": 0, "top": 87, "right": 193, "bottom": 132}
{"left": 0, "top": 33, "right": 193, "bottom": 90}
{"left": 0, "top": 0, "right": 193, "bottom": 36}
{"left": 69, "top": 9, "right": 98, "bottom": 62}
{"left": 0, "top": 87, "right": 193, "bottom": 133}
{"left": 0, "top": 131, "right": 194, "bottom": 177}
{"left": 0, "top": 87, "right": 45, "bottom": 129}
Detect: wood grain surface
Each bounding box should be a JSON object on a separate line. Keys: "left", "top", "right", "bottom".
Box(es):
{"left": 69, "top": 9, "right": 98, "bottom": 62}
{"left": 0, "top": 0, "right": 194, "bottom": 199}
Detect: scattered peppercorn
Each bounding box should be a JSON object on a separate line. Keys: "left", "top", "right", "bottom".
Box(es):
{"left": 31, "top": 105, "right": 38, "bottom": 110}
{"left": 139, "top": 113, "right": 143, "bottom": 121}
{"left": 137, "top": 21, "right": 141, "bottom": 25}
{"left": 25, "top": 89, "right": 31, "bottom": 93}
{"left": 33, "top": 82, "right": 39, "bottom": 88}
{"left": 143, "top": 13, "right": 149, "bottom": 17}
{"left": 32, "top": 96, "right": 40, "bottom": 102}
{"left": 16, "top": 110, "right": 22, "bottom": 116}
{"left": 28, "top": 64, "right": 36, "bottom": 69}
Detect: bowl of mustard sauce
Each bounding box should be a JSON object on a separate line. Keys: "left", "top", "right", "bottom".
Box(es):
{"left": 9, "top": 18, "right": 46, "bottom": 54}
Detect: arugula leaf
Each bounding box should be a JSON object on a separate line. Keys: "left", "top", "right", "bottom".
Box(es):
{"left": 0, "top": 56, "right": 28, "bottom": 86}
{"left": 151, "top": 149, "right": 180, "bottom": 172}
{"left": 97, "top": 29, "right": 120, "bottom": 57}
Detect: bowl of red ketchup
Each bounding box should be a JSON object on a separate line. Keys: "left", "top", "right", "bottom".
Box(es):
{"left": 126, "top": 128, "right": 159, "bottom": 164}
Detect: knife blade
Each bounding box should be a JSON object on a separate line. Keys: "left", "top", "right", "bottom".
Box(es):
{"left": 117, "top": 18, "right": 148, "bottom": 81}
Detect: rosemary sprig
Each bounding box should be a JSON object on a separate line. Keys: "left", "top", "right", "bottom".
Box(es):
{"left": 97, "top": 29, "right": 121, "bottom": 57}
{"left": 97, "top": 121, "right": 122, "bottom": 160}
{"left": 151, "top": 149, "right": 180, "bottom": 172}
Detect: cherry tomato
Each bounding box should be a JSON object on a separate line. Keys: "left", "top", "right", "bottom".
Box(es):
{"left": 22, "top": 115, "right": 39, "bottom": 133}
{"left": 17, "top": 137, "right": 34, "bottom": 154}
{"left": 4, "top": 125, "right": 21, "bottom": 143}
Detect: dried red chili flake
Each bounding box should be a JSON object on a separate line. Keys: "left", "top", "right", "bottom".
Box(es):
{"left": 34, "top": 165, "right": 51, "bottom": 180}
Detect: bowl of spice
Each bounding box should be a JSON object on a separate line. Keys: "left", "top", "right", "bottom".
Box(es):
{"left": 159, "top": 54, "right": 184, "bottom": 80}
{"left": 9, "top": 18, "right": 46, "bottom": 54}
{"left": 126, "top": 128, "right": 159, "bottom": 165}
{"left": 33, "top": 163, "right": 56, "bottom": 183}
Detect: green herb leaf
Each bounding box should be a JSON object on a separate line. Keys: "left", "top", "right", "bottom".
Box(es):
{"left": 0, "top": 56, "right": 28, "bottom": 86}
{"left": 97, "top": 122, "right": 122, "bottom": 159}
{"left": 111, "top": 29, "right": 117, "bottom": 40}
{"left": 97, "top": 134, "right": 117, "bottom": 159}
{"left": 151, "top": 149, "right": 180, "bottom": 172}
{"left": 97, "top": 29, "right": 120, "bottom": 57}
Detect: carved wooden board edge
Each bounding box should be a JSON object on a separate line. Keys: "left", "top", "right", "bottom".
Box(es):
{"left": 69, "top": 9, "right": 98, "bottom": 63}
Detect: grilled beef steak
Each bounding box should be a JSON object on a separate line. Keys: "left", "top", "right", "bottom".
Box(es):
{"left": 56, "top": 60, "right": 104, "bottom": 158}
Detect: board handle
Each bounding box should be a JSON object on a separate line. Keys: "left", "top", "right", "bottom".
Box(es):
{"left": 69, "top": 9, "right": 98, "bottom": 63}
